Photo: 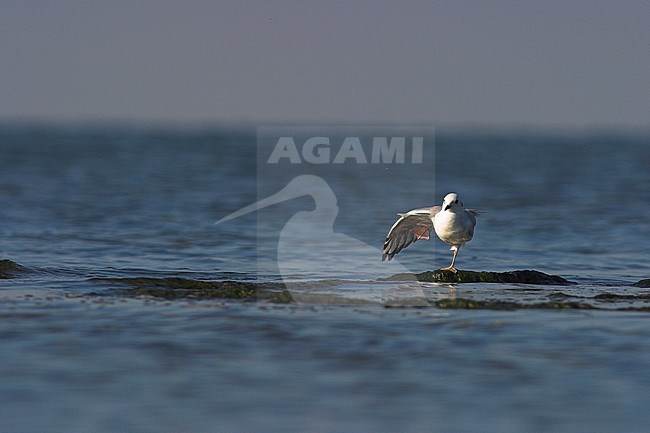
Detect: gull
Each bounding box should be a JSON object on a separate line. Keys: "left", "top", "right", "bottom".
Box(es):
{"left": 382, "top": 193, "right": 482, "bottom": 273}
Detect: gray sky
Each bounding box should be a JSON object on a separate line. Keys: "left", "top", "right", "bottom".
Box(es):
{"left": 1, "top": 0, "right": 649, "bottom": 127}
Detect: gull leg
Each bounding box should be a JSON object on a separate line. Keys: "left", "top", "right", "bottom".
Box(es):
{"left": 439, "top": 247, "right": 459, "bottom": 273}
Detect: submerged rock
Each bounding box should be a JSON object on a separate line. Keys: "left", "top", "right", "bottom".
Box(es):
{"left": 91, "top": 277, "right": 293, "bottom": 303}
{"left": 434, "top": 298, "right": 594, "bottom": 310}
{"left": 386, "top": 269, "right": 576, "bottom": 285}
{"left": 632, "top": 279, "right": 650, "bottom": 288}
{"left": 594, "top": 292, "right": 650, "bottom": 300}
{"left": 0, "top": 259, "right": 26, "bottom": 279}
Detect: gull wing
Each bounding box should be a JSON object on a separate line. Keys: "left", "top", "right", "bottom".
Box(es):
{"left": 381, "top": 206, "right": 440, "bottom": 261}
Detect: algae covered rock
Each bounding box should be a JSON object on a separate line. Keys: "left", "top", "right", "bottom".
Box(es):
{"left": 386, "top": 269, "right": 576, "bottom": 285}
{"left": 632, "top": 279, "right": 650, "bottom": 288}
{"left": 0, "top": 260, "right": 26, "bottom": 279}
{"left": 434, "top": 298, "right": 594, "bottom": 310}
{"left": 91, "top": 276, "right": 293, "bottom": 303}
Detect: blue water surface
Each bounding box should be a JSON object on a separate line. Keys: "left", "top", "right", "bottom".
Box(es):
{"left": 1, "top": 124, "right": 649, "bottom": 432}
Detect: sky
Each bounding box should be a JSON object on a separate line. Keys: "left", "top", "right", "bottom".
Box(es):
{"left": 1, "top": 0, "right": 649, "bottom": 128}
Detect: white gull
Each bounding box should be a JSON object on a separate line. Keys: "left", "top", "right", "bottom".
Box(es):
{"left": 382, "top": 193, "right": 483, "bottom": 273}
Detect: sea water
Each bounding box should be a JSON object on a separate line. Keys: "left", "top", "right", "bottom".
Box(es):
{"left": 0, "top": 125, "right": 649, "bottom": 432}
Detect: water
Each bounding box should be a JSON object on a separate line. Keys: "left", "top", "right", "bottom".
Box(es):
{"left": 1, "top": 124, "right": 649, "bottom": 432}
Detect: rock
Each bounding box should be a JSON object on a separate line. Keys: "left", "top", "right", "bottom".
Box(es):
{"left": 90, "top": 277, "right": 293, "bottom": 303}
{"left": 0, "top": 259, "right": 26, "bottom": 279}
{"left": 594, "top": 293, "right": 650, "bottom": 300}
{"left": 632, "top": 279, "right": 650, "bottom": 288}
{"left": 385, "top": 269, "right": 576, "bottom": 285}
{"left": 382, "top": 273, "right": 419, "bottom": 282}
{"left": 434, "top": 298, "right": 594, "bottom": 310}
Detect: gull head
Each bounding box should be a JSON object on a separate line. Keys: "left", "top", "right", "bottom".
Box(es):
{"left": 442, "top": 192, "right": 463, "bottom": 212}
